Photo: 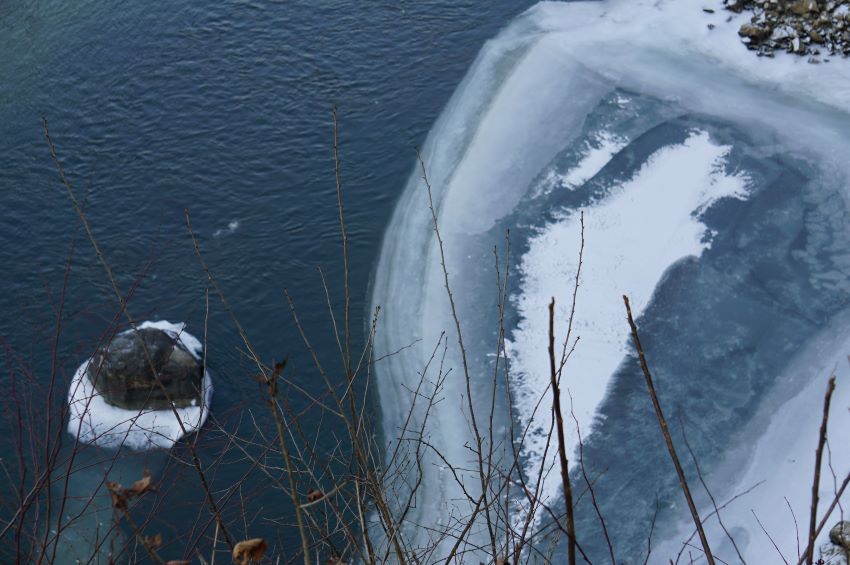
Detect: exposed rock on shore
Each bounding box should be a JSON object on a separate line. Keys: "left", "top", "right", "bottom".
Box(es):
{"left": 726, "top": 0, "right": 850, "bottom": 59}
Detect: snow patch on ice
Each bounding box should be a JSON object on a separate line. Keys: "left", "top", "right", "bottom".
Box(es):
{"left": 538, "top": 131, "right": 628, "bottom": 196}
{"left": 510, "top": 130, "right": 749, "bottom": 517}
{"left": 67, "top": 322, "right": 212, "bottom": 450}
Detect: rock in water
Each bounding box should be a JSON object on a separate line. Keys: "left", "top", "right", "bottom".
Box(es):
{"left": 87, "top": 327, "right": 204, "bottom": 410}
{"left": 67, "top": 321, "right": 212, "bottom": 450}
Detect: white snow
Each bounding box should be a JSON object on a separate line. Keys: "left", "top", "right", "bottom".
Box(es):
{"left": 67, "top": 321, "right": 212, "bottom": 450}
{"left": 139, "top": 320, "right": 203, "bottom": 359}
{"left": 537, "top": 131, "right": 628, "bottom": 197}
{"left": 556, "top": 132, "right": 627, "bottom": 190}
{"left": 509, "top": 130, "right": 749, "bottom": 526}
{"left": 213, "top": 220, "right": 240, "bottom": 237}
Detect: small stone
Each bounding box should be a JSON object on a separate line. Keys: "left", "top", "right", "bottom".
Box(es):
{"left": 772, "top": 23, "right": 797, "bottom": 39}
{"left": 726, "top": 0, "right": 747, "bottom": 13}
{"left": 790, "top": 0, "right": 821, "bottom": 14}
{"left": 740, "top": 23, "right": 772, "bottom": 38}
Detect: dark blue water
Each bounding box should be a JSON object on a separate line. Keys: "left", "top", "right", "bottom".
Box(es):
{"left": 0, "top": 1, "right": 534, "bottom": 560}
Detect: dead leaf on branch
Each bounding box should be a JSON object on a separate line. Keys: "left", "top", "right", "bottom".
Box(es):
{"left": 106, "top": 469, "right": 156, "bottom": 511}
{"left": 127, "top": 469, "right": 155, "bottom": 497}
{"left": 232, "top": 538, "right": 268, "bottom": 564}
{"left": 142, "top": 533, "right": 163, "bottom": 550}
{"left": 106, "top": 481, "right": 127, "bottom": 511}
{"left": 306, "top": 488, "right": 324, "bottom": 503}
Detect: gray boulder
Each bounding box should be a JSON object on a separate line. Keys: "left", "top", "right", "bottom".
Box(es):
{"left": 86, "top": 327, "right": 204, "bottom": 410}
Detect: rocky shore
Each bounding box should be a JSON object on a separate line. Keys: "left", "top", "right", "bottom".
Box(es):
{"left": 725, "top": 0, "right": 850, "bottom": 60}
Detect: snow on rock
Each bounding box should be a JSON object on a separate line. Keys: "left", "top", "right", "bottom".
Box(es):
{"left": 822, "top": 521, "right": 850, "bottom": 564}
{"left": 67, "top": 321, "right": 213, "bottom": 450}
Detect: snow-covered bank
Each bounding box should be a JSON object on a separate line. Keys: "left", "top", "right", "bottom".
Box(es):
{"left": 67, "top": 321, "right": 212, "bottom": 450}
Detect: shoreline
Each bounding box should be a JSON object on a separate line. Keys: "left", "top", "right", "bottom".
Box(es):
{"left": 727, "top": 0, "right": 850, "bottom": 61}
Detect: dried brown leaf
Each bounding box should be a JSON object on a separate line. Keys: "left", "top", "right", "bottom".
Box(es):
{"left": 142, "top": 532, "right": 163, "bottom": 550}
{"left": 306, "top": 488, "right": 324, "bottom": 503}
{"left": 232, "top": 538, "right": 267, "bottom": 564}
{"left": 127, "top": 469, "right": 155, "bottom": 497}
{"left": 106, "top": 481, "right": 127, "bottom": 511}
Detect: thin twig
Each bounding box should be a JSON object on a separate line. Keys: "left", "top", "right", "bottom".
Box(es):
{"left": 549, "top": 299, "right": 577, "bottom": 565}
{"left": 678, "top": 416, "right": 745, "bottom": 564}
{"left": 804, "top": 376, "right": 835, "bottom": 565}
{"left": 623, "top": 295, "right": 715, "bottom": 565}
{"left": 752, "top": 509, "right": 788, "bottom": 565}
